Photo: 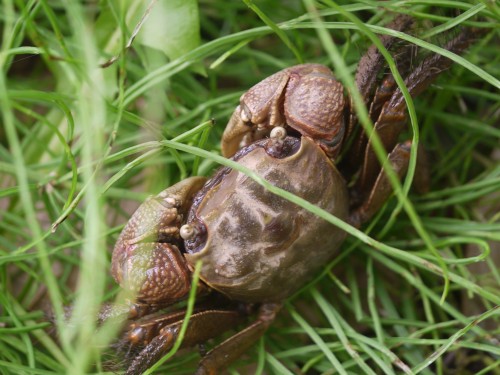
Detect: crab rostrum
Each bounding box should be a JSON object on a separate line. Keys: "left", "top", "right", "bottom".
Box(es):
{"left": 111, "top": 16, "right": 479, "bottom": 375}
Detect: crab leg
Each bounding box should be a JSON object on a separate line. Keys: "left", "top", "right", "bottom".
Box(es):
{"left": 345, "top": 14, "right": 414, "bottom": 141}
{"left": 196, "top": 303, "right": 281, "bottom": 375}
{"left": 349, "top": 141, "right": 411, "bottom": 227}
{"left": 344, "top": 41, "right": 417, "bottom": 172}
{"left": 122, "top": 307, "right": 248, "bottom": 375}
{"left": 355, "top": 28, "right": 481, "bottom": 196}
{"left": 350, "top": 140, "right": 431, "bottom": 227}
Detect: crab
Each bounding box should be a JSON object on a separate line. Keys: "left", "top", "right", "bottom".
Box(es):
{"left": 110, "top": 16, "right": 479, "bottom": 375}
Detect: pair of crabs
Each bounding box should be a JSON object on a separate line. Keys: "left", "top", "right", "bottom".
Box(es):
{"left": 111, "top": 16, "right": 478, "bottom": 375}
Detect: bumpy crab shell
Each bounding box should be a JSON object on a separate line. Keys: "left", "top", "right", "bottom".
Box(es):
{"left": 183, "top": 135, "right": 349, "bottom": 302}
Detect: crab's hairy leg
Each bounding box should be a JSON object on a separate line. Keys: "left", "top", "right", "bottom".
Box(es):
{"left": 349, "top": 141, "right": 413, "bottom": 227}
{"left": 126, "top": 310, "right": 188, "bottom": 347}
{"left": 386, "top": 28, "right": 484, "bottom": 112}
{"left": 345, "top": 14, "right": 414, "bottom": 141}
{"left": 356, "top": 28, "right": 482, "bottom": 195}
{"left": 124, "top": 309, "right": 247, "bottom": 375}
{"left": 195, "top": 303, "right": 281, "bottom": 375}
{"left": 367, "top": 41, "right": 419, "bottom": 128}
{"left": 343, "top": 41, "right": 417, "bottom": 173}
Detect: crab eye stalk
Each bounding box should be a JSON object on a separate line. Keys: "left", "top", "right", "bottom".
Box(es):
{"left": 270, "top": 126, "right": 287, "bottom": 140}
{"left": 180, "top": 224, "right": 197, "bottom": 240}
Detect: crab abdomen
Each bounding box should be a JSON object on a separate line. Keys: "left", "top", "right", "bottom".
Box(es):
{"left": 184, "top": 136, "right": 348, "bottom": 302}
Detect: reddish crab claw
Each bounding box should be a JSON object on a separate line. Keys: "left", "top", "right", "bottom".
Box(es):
{"left": 107, "top": 15, "right": 483, "bottom": 375}
{"left": 112, "top": 177, "right": 206, "bottom": 305}
{"left": 221, "top": 64, "right": 346, "bottom": 159}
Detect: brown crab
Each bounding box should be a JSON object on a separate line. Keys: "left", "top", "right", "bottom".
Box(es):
{"left": 110, "top": 16, "right": 479, "bottom": 375}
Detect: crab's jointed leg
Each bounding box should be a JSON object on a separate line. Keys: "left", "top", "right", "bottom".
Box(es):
{"left": 119, "top": 302, "right": 280, "bottom": 375}
{"left": 195, "top": 303, "right": 281, "bottom": 375}
{"left": 122, "top": 307, "right": 248, "bottom": 375}
{"left": 346, "top": 14, "right": 414, "bottom": 142}
{"left": 349, "top": 142, "right": 410, "bottom": 226}
{"left": 355, "top": 28, "right": 482, "bottom": 196}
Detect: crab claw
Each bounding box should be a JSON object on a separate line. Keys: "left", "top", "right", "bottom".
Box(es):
{"left": 221, "top": 67, "right": 291, "bottom": 157}
{"left": 111, "top": 176, "right": 207, "bottom": 304}
{"left": 221, "top": 64, "right": 346, "bottom": 159}
{"left": 220, "top": 105, "right": 256, "bottom": 157}
{"left": 113, "top": 242, "right": 192, "bottom": 303}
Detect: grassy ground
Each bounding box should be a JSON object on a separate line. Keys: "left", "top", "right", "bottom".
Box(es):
{"left": 1, "top": 1, "right": 499, "bottom": 374}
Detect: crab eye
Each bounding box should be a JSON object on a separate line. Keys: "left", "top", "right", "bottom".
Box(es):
{"left": 270, "top": 126, "right": 287, "bottom": 140}
{"left": 264, "top": 132, "right": 301, "bottom": 159}
{"left": 180, "top": 224, "right": 197, "bottom": 240}
{"left": 182, "top": 219, "right": 207, "bottom": 254}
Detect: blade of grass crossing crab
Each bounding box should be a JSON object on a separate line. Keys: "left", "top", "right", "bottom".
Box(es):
{"left": 310, "top": 0, "right": 450, "bottom": 304}
{"left": 159, "top": 139, "right": 500, "bottom": 306}
{"left": 366, "top": 24, "right": 499, "bottom": 88}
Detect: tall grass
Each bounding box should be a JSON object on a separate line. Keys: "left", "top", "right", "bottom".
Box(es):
{"left": 0, "top": 1, "right": 499, "bottom": 374}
